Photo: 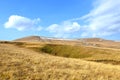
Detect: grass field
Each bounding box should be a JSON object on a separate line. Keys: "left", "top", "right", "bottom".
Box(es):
{"left": 40, "top": 44, "right": 120, "bottom": 65}
{"left": 0, "top": 41, "right": 120, "bottom": 80}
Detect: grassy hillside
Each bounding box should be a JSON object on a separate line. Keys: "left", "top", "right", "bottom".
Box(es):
{"left": 11, "top": 41, "right": 120, "bottom": 65}
{"left": 0, "top": 42, "right": 120, "bottom": 80}
{"left": 41, "top": 44, "right": 104, "bottom": 58}
{"left": 40, "top": 44, "right": 120, "bottom": 65}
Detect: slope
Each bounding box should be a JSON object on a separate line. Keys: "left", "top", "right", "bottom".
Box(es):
{"left": 0, "top": 43, "right": 120, "bottom": 80}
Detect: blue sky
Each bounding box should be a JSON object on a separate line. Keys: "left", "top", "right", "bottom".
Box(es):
{"left": 0, "top": 0, "right": 120, "bottom": 40}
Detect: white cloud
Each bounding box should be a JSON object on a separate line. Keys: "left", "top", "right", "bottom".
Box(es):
{"left": 47, "top": 0, "right": 120, "bottom": 38}
{"left": 46, "top": 21, "right": 80, "bottom": 38}
{"left": 46, "top": 24, "right": 59, "bottom": 33}
{"left": 4, "top": 0, "right": 120, "bottom": 39}
{"left": 80, "top": 0, "right": 120, "bottom": 37}
{"left": 4, "top": 15, "right": 41, "bottom": 31}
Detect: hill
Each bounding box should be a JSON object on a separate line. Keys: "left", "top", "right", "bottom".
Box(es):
{"left": 77, "top": 38, "right": 120, "bottom": 49}
{"left": 78, "top": 38, "right": 114, "bottom": 42}
{"left": 0, "top": 42, "right": 120, "bottom": 80}
{"left": 14, "top": 36, "right": 43, "bottom": 42}
{"left": 1, "top": 36, "right": 120, "bottom": 79}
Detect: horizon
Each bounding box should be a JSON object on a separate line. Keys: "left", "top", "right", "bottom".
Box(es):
{"left": 0, "top": 0, "right": 120, "bottom": 40}
{"left": 1, "top": 35, "right": 119, "bottom": 42}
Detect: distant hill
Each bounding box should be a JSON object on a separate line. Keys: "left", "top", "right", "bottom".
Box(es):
{"left": 14, "top": 36, "right": 76, "bottom": 42}
{"left": 14, "top": 36, "right": 120, "bottom": 49}
{"left": 77, "top": 38, "right": 120, "bottom": 49}
{"left": 14, "top": 36, "right": 42, "bottom": 42}
{"left": 78, "top": 38, "right": 113, "bottom": 42}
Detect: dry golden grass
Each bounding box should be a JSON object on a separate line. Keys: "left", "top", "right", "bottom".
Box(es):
{"left": 7, "top": 41, "right": 120, "bottom": 65}
{"left": 0, "top": 42, "right": 120, "bottom": 80}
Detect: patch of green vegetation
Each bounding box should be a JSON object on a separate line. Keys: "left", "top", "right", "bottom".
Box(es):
{"left": 41, "top": 44, "right": 112, "bottom": 59}
{"left": 41, "top": 44, "right": 93, "bottom": 58}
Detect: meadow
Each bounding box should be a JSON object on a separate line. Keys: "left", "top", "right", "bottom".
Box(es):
{"left": 0, "top": 41, "right": 120, "bottom": 80}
